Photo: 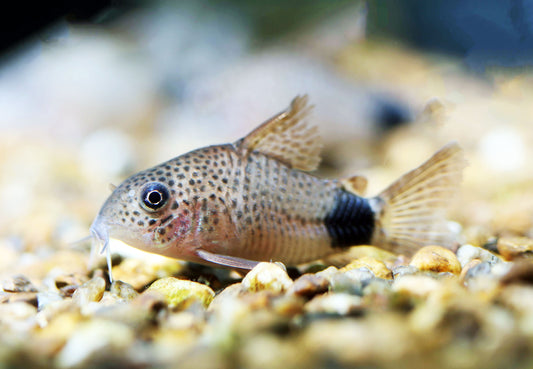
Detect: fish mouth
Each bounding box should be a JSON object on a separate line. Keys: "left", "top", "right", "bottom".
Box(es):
{"left": 89, "top": 215, "right": 114, "bottom": 282}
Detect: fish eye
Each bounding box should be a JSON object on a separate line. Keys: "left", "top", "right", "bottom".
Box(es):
{"left": 140, "top": 183, "right": 170, "bottom": 211}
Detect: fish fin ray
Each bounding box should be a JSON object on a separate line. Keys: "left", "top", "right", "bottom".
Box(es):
{"left": 370, "top": 142, "right": 467, "bottom": 255}
{"left": 196, "top": 249, "right": 259, "bottom": 270}
{"left": 236, "top": 95, "right": 322, "bottom": 171}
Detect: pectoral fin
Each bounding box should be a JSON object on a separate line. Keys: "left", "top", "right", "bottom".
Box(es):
{"left": 235, "top": 95, "right": 322, "bottom": 171}
{"left": 196, "top": 249, "right": 260, "bottom": 270}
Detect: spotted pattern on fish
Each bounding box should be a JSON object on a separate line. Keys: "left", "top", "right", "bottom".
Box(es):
{"left": 90, "top": 95, "right": 466, "bottom": 271}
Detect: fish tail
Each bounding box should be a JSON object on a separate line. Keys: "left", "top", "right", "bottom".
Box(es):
{"left": 368, "top": 142, "right": 467, "bottom": 255}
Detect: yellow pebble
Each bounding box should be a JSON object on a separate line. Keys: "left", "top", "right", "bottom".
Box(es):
{"left": 497, "top": 237, "right": 533, "bottom": 261}
{"left": 147, "top": 277, "right": 214, "bottom": 308}
{"left": 409, "top": 246, "right": 461, "bottom": 274}
{"left": 341, "top": 256, "right": 393, "bottom": 279}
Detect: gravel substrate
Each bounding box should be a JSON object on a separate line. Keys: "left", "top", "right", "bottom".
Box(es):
{"left": 2, "top": 10, "right": 533, "bottom": 369}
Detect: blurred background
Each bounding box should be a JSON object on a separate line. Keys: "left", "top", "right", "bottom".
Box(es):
{"left": 1, "top": 0, "right": 532, "bottom": 268}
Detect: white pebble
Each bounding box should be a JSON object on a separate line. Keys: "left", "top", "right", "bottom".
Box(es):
{"left": 305, "top": 293, "right": 363, "bottom": 315}
{"left": 456, "top": 244, "right": 503, "bottom": 268}
{"left": 392, "top": 275, "right": 441, "bottom": 298}
{"left": 56, "top": 320, "right": 134, "bottom": 368}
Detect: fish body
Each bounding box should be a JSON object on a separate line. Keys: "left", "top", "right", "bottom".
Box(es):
{"left": 91, "top": 96, "right": 465, "bottom": 270}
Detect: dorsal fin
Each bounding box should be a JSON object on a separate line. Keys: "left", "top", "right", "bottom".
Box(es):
{"left": 236, "top": 95, "right": 322, "bottom": 171}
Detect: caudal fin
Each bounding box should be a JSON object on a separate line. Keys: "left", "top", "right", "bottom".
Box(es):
{"left": 369, "top": 142, "right": 467, "bottom": 255}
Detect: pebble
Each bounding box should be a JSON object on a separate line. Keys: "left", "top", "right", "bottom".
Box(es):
{"left": 500, "top": 261, "right": 533, "bottom": 285}
{"left": 287, "top": 274, "right": 329, "bottom": 298}
{"left": 147, "top": 277, "right": 214, "bottom": 309}
{"left": 239, "top": 333, "right": 307, "bottom": 369}
{"left": 504, "top": 288, "right": 533, "bottom": 337}
{"left": 409, "top": 246, "right": 461, "bottom": 274}
{"left": 271, "top": 294, "right": 306, "bottom": 316}
{"left": 207, "top": 283, "right": 245, "bottom": 313}
{"left": 497, "top": 237, "right": 533, "bottom": 261}
{"left": 315, "top": 266, "right": 340, "bottom": 282}
{"left": 241, "top": 262, "right": 293, "bottom": 293}
{"left": 463, "top": 261, "right": 492, "bottom": 280}
{"left": 203, "top": 295, "right": 253, "bottom": 350}
{"left": 362, "top": 278, "right": 391, "bottom": 296}
{"left": 305, "top": 293, "right": 364, "bottom": 315}
{"left": 302, "top": 315, "right": 413, "bottom": 364}
{"left": 50, "top": 272, "right": 88, "bottom": 291}
{"left": 0, "top": 301, "right": 37, "bottom": 332}
{"left": 499, "top": 285, "right": 533, "bottom": 314}
{"left": 329, "top": 268, "right": 372, "bottom": 295}
{"left": 56, "top": 319, "right": 135, "bottom": 368}
{"left": 392, "top": 275, "right": 441, "bottom": 298}
{"left": 111, "top": 258, "right": 183, "bottom": 290}
{"left": 34, "top": 312, "right": 83, "bottom": 355}
{"left": 109, "top": 280, "right": 139, "bottom": 302}
{"left": 392, "top": 265, "right": 419, "bottom": 278}
{"left": 36, "top": 299, "right": 79, "bottom": 328}
{"left": 2, "top": 275, "right": 38, "bottom": 293}
{"left": 72, "top": 277, "right": 106, "bottom": 306}
{"left": 37, "top": 291, "right": 64, "bottom": 310}
{"left": 456, "top": 244, "right": 503, "bottom": 268}
{"left": 341, "top": 257, "right": 393, "bottom": 279}
{"left": 4, "top": 291, "right": 38, "bottom": 306}
{"left": 343, "top": 246, "right": 397, "bottom": 263}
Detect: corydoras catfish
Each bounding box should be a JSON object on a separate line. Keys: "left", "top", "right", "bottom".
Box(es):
{"left": 90, "top": 96, "right": 466, "bottom": 278}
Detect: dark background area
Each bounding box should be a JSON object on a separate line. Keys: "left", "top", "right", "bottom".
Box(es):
{"left": 2, "top": 0, "right": 533, "bottom": 71}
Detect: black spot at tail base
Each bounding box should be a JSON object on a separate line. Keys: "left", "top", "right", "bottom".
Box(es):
{"left": 325, "top": 190, "right": 375, "bottom": 248}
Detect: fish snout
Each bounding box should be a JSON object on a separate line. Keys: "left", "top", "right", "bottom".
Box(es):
{"left": 90, "top": 214, "right": 110, "bottom": 251}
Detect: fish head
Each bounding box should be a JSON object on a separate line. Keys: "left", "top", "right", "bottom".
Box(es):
{"left": 90, "top": 164, "right": 194, "bottom": 256}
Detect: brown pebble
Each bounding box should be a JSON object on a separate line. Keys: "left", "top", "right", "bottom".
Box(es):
{"left": 271, "top": 295, "right": 306, "bottom": 316}
{"left": 59, "top": 285, "right": 79, "bottom": 298}
{"left": 132, "top": 290, "right": 168, "bottom": 312}
{"left": 54, "top": 273, "right": 88, "bottom": 290}
{"left": 288, "top": 274, "right": 329, "bottom": 298}
{"left": 410, "top": 246, "right": 461, "bottom": 274}
{"left": 72, "top": 277, "right": 106, "bottom": 306}
{"left": 497, "top": 237, "right": 533, "bottom": 261}
{"left": 500, "top": 261, "right": 533, "bottom": 285}
{"left": 110, "top": 280, "right": 139, "bottom": 301}
{"left": 3, "top": 275, "right": 38, "bottom": 293}
{"left": 6, "top": 292, "right": 39, "bottom": 306}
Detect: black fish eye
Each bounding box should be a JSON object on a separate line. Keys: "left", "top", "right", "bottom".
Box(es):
{"left": 141, "top": 183, "right": 170, "bottom": 211}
